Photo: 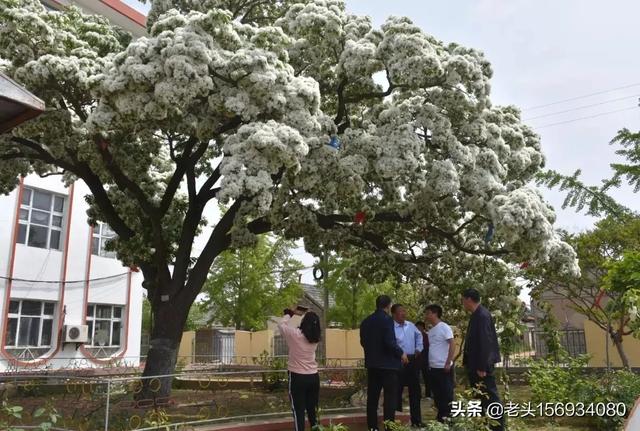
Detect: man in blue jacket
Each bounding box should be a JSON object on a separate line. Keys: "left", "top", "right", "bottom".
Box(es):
{"left": 360, "top": 295, "right": 408, "bottom": 431}
{"left": 462, "top": 288, "right": 504, "bottom": 431}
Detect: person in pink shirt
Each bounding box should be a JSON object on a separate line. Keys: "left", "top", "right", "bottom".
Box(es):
{"left": 278, "top": 307, "right": 321, "bottom": 431}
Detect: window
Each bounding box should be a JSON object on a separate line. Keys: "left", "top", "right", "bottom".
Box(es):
{"left": 86, "top": 304, "right": 123, "bottom": 357}
{"left": 5, "top": 299, "right": 56, "bottom": 359}
{"left": 91, "top": 223, "right": 116, "bottom": 258}
{"left": 17, "top": 188, "right": 65, "bottom": 250}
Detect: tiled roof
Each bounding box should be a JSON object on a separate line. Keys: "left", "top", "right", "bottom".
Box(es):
{"left": 301, "top": 283, "right": 335, "bottom": 308}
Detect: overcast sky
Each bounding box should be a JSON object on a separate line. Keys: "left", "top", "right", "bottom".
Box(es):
{"left": 123, "top": 0, "right": 640, "bottom": 288}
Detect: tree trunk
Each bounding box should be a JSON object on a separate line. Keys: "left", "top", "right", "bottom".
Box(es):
{"left": 611, "top": 331, "right": 630, "bottom": 369}
{"left": 137, "top": 294, "right": 191, "bottom": 400}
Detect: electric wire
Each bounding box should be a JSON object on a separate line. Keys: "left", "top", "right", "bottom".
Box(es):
{"left": 523, "top": 82, "right": 640, "bottom": 111}
{"left": 533, "top": 106, "right": 639, "bottom": 129}
{"left": 524, "top": 94, "right": 640, "bottom": 121}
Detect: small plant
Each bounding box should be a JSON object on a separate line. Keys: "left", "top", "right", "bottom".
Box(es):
{"left": 312, "top": 423, "right": 349, "bottom": 431}
{"left": 1, "top": 399, "right": 23, "bottom": 431}
{"left": 32, "top": 401, "right": 62, "bottom": 431}
{"left": 1, "top": 398, "right": 62, "bottom": 431}
{"left": 384, "top": 420, "right": 413, "bottom": 431}
{"left": 143, "top": 408, "right": 171, "bottom": 430}
{"left": 256, "top": 351, "right": 287, "bottom": 391}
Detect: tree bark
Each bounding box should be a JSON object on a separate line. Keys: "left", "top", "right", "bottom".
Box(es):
{"left": 611, "top": 331, "right": 630, "bottom": 369}
{"left": 137, "top": 290, "right": 192, "bottom": 400}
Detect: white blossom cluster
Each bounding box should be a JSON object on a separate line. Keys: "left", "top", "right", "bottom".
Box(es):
{"left": 0, "top": 0, "right": 579, "bottom": 276}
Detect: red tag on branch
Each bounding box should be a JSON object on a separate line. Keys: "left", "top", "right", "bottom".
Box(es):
{"left": 354, "top": 211, "right": 366, "bottom": 225}
{"left": 129, "top": 265, "right": 140, "bottom": 272}
{"left": 519, "top": 262, "right": 530, "bottom": 269}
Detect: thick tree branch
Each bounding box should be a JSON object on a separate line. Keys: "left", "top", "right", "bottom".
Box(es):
{"left": 95, "top": 138, "right": 156, "bottom": 216}
{"left": 38, "top": 171, "right": 65, "bottom": 178}
{"left": 94, "top": 138, "right": 172, "bottom": 281}
{"left": 311, "top": 210, "right": 508, "bottom": 257}
{"left": 183, "top": 198, "right": 245, "bottom": 299}
{"left": 334, "top": 77, "right": 349, "bottom": 133}
{"left": 158, "top": 137, "right": 198, "bottom": 215}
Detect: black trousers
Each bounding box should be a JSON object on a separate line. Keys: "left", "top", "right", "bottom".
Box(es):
{"left": 421, "top": 364, "right": 431, "bottom": 397}
{"left": 366, "top": 368, "right": 399, "bottom": 430}
{"left": 428, "top": 368, "right": 454, "bottom": 422}
{"left": 288, "top": 371, "right": 320, "bottom": 431}
{"left": 467, "top": 367, "right": 504, "bottom": 431}
{"left": 396, "top": 356, "right": 422, "bottom": 425}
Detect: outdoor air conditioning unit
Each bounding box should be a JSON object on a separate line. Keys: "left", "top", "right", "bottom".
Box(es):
{"left": 64, "top": 325, "right": 89, "bottom": 343}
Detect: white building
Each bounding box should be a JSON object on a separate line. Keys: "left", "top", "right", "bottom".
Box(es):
{"left": 41, "top": 0, "right": 147, "bottom": 37}
{"left": 0, "top": 1, "right": 147, "bottom": 372}
{"left": 0, "top": 176, "right": 144, "bottom": 371}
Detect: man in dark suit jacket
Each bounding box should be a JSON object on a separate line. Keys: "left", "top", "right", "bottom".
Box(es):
{"left": 462, "top": 288, "right": 504, "bottom": 431}
{"left": 360, "top": 295, "right": 408, "bottom": 431}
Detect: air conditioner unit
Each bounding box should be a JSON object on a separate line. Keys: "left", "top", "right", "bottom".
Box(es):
{"left": 64, "top": 325, "right": 89, "bottom": 343}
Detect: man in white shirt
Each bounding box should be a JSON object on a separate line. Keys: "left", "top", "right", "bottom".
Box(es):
{"left": 425, "top": 304, "right": 455, "bottom": 422}
{"left": 392, "top": 304, "right": 425, "bottom": 428}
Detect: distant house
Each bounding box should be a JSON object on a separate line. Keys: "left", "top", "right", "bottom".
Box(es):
{"left": 267, "top": 283, "right": 333, "bottom": 331}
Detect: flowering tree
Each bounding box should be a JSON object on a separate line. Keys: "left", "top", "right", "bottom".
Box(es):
{"left": 0, "top": 0, "right": 578, "bottom": 394}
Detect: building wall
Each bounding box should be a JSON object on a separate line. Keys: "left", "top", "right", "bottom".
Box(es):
{"left": 0, "top": 175, "right": 144, "bottom": 371}
{"left": 41, "top": 0, "right": 146, "bottom": 37}
{"left": 233, "top": 330, "right": 274, "bottom": 364}
{"left": 533, "top": 293, "right": 588, "bottom": 330}
{"left": 584, "top": 320, "right": 640, "bottom": 368}
{"left": 178, "top": 331, "right": 195, "bottom": 365}
{"left": 183, "top": 326, "right": 465, "bottom": 367}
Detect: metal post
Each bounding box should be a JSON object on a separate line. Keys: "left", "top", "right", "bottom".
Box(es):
{"left": 104, "top": 379, "right": 111, "bottom": 431}
{"left": 321, "top": 251, "right": 329, "bottom": 362}
{"left": 605, "top": 329, "right": 610, "bottom": 370}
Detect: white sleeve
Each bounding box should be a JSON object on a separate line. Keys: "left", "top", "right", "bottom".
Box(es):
{"left": 444, "top": 323, "right": 454, "bottom": 340}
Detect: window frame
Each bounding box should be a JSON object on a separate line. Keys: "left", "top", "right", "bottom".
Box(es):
{"left": 85, "top": 304, "right": 124, "bottom": 348}
{"left": 5, "top": 299, "right": 56, "bottom": 352}
{"left": 91, "top": 223, "right": 117, "bottom": 259}
{"left": 17, "top": 187, "right": 66, "bottom": 250}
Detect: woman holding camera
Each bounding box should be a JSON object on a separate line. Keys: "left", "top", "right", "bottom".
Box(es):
{"left": 278, "top": 307, "right": 322, "bottom": 431}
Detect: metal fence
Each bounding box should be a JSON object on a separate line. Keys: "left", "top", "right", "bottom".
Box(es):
{"left": 503, "top": 329, "right": 587, "bottom": 366}
{"left": 193, "top": 329, "right": 235, "bottom": 364}
{"left": 272, "top": 334, "right": 332, "bottom": 361}
{"left": 0, "top": 366, "right": 367, "bottom": 431}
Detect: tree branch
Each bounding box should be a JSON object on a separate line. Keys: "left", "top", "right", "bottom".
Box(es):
{"left": 454, "top": 214, "right": 481, "bottom": 235}
{"left": 95, "top": 138, "right": 156, "bottom": 216}
{"left": 11, "top": 137, "right": 137, "bottom": 240}
{"left": 183, "top": 199, "right": 245, "bottom": 299}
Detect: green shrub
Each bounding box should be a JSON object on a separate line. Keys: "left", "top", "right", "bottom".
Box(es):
{"left": 526, "top": 353, "right": 592, "bottom": 404}
{"left": 588, "top": 369, "right": 640, "bottom": 430}
{"left": 527, "top": 354, "right": 640, "bottom": 430}
{"left": 256, "top": 351, "right": 287, "bottom": 391}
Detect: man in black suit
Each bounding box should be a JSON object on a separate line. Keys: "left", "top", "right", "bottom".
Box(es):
{"left": 360, "top": 295, "right": 408, "bottom": 431}
{"left": 462, "top": 288, "right": 504, "bottom": 431}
